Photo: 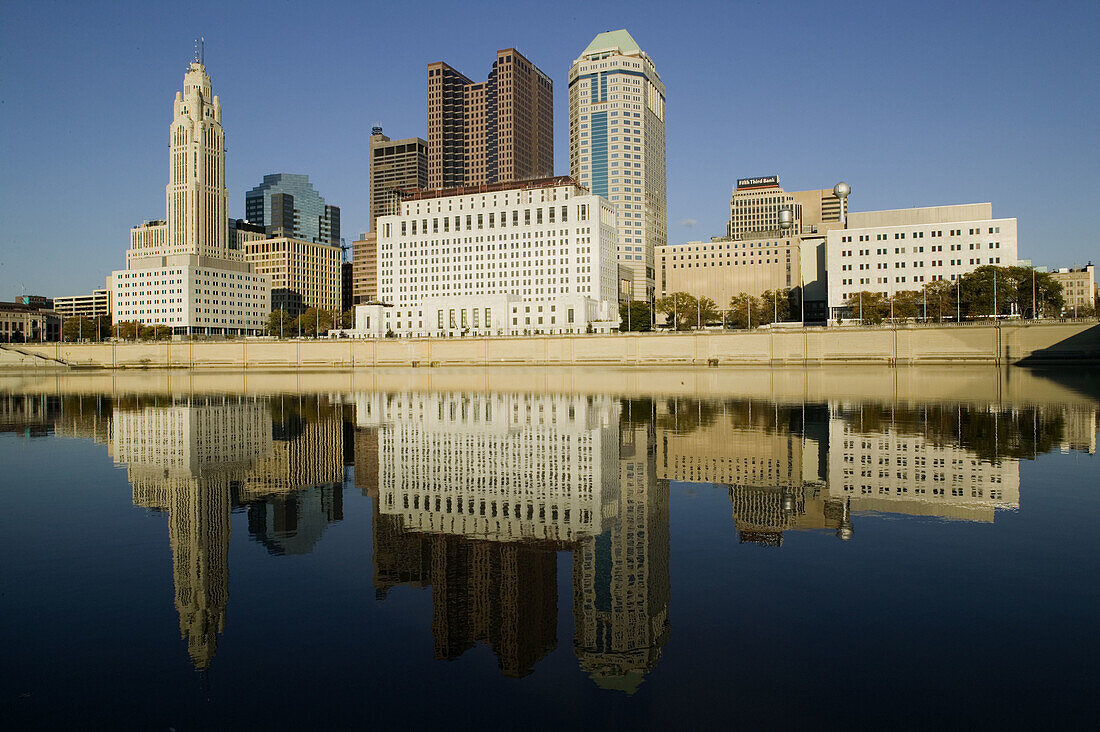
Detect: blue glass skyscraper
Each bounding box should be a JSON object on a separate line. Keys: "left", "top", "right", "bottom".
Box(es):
{"left": 245, "top": 173, "right": 341, "bottom": 245}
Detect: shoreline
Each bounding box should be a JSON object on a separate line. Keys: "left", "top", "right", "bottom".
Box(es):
{"left": 2, "top": 320, "right": 1098, "bottom": 370}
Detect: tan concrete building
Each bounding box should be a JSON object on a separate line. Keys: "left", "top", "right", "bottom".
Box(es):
{"left": 0, "top": 301, "right": 60, "bottom": 342}
{"left": 242, "top": 236, "right": 341, "bottom": 316}
{"left": 53, "top": 289, "right": 110, "bottom": 319}
{"left": 657, "top": 236, "right": 803, "bottom": 308}
{"left": 368, "top": 128, "right": 427, "bottom": 233}
{"left": 427, "top": 48, "right": 553, "bottom": 189}
{"left": 1049, "top": 265, "right": 1096, "bottom": 314}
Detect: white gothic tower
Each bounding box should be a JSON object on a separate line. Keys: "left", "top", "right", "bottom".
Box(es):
{"left": 166, "top": 59, "right": 229, "bottom": 258}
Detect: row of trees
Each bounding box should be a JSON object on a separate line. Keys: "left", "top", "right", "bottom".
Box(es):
{"left": 266, "top": 308, "right": 356, "bottom": 338}
{"left": 61, "top": 315, "right": 113, "bottom": 342}
{"left": 842, "top": 265, "right": 1071, "bottom": 324}
{"left": 649, "top": 289, "right": 797, "bottom": 330}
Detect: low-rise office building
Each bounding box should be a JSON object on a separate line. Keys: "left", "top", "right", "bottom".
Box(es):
{"left": 241, "top": 236, "right": 341, "bottom": 316}
{"left": 351, "top": 232, "right": 378, "bottom": 305}
{"left": 827, "top": 203, "right": 1018, "bottom": 319}
{"left": 1049, "top": 265, "right": 1096, "bottom": 314}
{"left": 354, "top": 176, "right": 619, "bottom": 337}
{"left": 0, "top": 301, "right": 60, "bottom": 342}
{"left": 53, "top": 289, "right": 111, "bottom": 319}
{"left": 658, "top": 235, "right": 802, "bottom": 305}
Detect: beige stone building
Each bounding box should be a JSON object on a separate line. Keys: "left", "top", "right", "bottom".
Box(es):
{"left": 657, "top": 236, "right": 803, "bottom": 310}
{"left": 427, "top": 48, "right": 553, "bottom": 189}
{"left": 1049, "top": 265, "right": 1096, "bottom": 314}
{"left": 242, "top": 236, "right": 342, "bottom": 316}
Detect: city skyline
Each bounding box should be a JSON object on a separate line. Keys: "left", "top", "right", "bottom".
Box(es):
{"left": 2, "top": 0, "right": 1098, "bottom": 298}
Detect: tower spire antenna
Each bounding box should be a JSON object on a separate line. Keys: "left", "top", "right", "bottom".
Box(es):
{"left": 201, "top": 36, "right": 204, "bottom": 65}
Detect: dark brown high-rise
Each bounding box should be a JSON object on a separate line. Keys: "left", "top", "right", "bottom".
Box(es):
{"left": 427, "top": 48, "right": 553, "bottom": 189}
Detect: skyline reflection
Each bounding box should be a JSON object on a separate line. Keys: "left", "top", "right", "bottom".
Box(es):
{"left": 0, "top": 376, "right": 1094, "bottom": 687}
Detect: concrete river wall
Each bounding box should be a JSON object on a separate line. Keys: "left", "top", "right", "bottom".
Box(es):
{"left": 5, "top": 321, "right": 1099, "bottom": 370}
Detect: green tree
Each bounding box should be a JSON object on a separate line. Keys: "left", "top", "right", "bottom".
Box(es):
{"left": 618, "top": 300, "right": 653, "bottom": 331}
{"left": 844, "top": 291, "right": 888, "bottom": 324}
{"left": 727, "top": 293, "right": 766, "bottom": 329}
{"left": 268, "top": 309, "right": 294, "bottom": 338}
{"left": 62, "top": 317, "right": 96, "bottom": 342}
{"left": 339, "top": 308, "right": 356, "bottom": 329}
{"left": 112, "top": 321, "right": 140, "bottom": 340}
{"left": 294, "top": 308, "right": 334, "bottom": 337}
{"left": 139, "top": 324, "right": 171, "bottom": 340}
{"left": 758, "top": 289, "right": 792, "bottom": 325}
{"left": 921, "top": 280, "right": 956, "bottom": 322}
{"left": 890, "top": 290, "right": 923, "bottom": 320}
{"left": 655, "top": 292, "right": 696, "bottom": 330}
{"left": 688, "top": 296, "right": 719, "bottom": 328}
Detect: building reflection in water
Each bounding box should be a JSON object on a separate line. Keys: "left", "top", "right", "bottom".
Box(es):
{"left": 40, "top": 393, "right": 348, "bottom": 670}
{"left": 5, "top": 385, "right": 1094, "bottom": 682}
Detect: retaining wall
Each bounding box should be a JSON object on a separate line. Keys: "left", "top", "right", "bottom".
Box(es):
{"left": 6, "top": 321, "right": 1099, "bottom": 370}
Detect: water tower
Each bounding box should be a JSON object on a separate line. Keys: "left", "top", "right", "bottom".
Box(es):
{"left": 833, "top": 181, "right": 851, "bottom": 228}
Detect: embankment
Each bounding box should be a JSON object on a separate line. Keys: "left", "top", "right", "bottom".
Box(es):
{"left": 4, "top": 321, "right": 1098, "bottom": 370}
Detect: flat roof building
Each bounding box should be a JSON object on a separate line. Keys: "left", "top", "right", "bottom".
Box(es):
{"left": 827, "top": 203, "right": 1018, "bottom": 320}
{"left": 1049, "top": 265, "right": 1096, "bottom": 314}
{"left": 53, "top": 289, "right": 110, "bottom": 319}
{"left": 241, "top": 236, "right": 342, "bottom": 317}
{"left": 358, "top": 177, "right": 619, "bottom": 338}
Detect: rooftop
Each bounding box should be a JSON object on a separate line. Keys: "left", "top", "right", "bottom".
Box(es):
{"left": 581, "top": 29, "right": 641, "bottom": 58}
{"left": 401, "top": 176, "right": 587, "bottom": 201}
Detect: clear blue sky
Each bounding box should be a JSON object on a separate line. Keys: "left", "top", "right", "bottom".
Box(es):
{"left": 1, "top": 0, "right": 1098, "bottom": 298}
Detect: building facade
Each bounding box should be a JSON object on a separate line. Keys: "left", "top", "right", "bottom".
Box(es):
{"left": 351, "top": 232, "right": 378, "bottom": 305}
{"left": 427, "top": 49, "right": 553, "bottom": 189}
{"left": 0, "top": 302, "right": 60, "bottom": 342}
{"left": 569, "top": 29, "right": 667, "bottom": 303}
{"left": 827, "top": 203, "right": 1018, "bottom": 319}
{"left": 657, "top": 236, "right": 803, "bottom": 307}
{"left": 727, "top": 176, "right": 845, "bottom": 238}
{"left": 1049, "top": 265, "right": 1096, "bottom": 314}
{"left": 368, "top": 127, "right": 428, "bottom": 233}
{"left": 245, "top": 173, "right": 341, "bottom": 246}
{"left": 241, "top": 236, "right": 342, "bottom": 316}
{"left": 53, "top": 289, "right": 110, "bottom": 319}
{"left": 110, "top": 58, "right": 269, "bottom": 336}
{"left": 358, "top": 177, "right": 619, "bottom": 337}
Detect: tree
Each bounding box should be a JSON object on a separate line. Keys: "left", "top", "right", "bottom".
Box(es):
{"left": 62, "top": 316, "right": 96, "bottom": 342}
{"left": 692, "top": 296, "right": 720, "bottom": 328}
{"left": 619, "top": 300, "right": 653, "bottom": 332}
{"left": 921, "top": 280, "right": 956, "bottom": 322}
{"left": 758, "top": 289, "right": 792, "bottom": 325}
{"left": 844, "top": 291, "right": 888, "bottom": 324}
{"left": 293, "top": 308, "right": 334, "bottom": 337}
{"left": 890, "top": 290, "right": 923, "bottom": 320}
{"left": 655, "top": 292, "right": 696, "bottom": 330}
{"left": 112, "top": 321, "right": 140, "bottom": 340}
{"left": 956, "top": 264, "right": 1062, "bottom": 318}
{"left": 727, "top": 293, "right": 765, "bottom": 329}
{"left": 139, "top": 324, "right": 171, "bottom": 340}
{"left": 339, "top": 308, "right": 356, "bottom": 329}
{"left": 267, "top": 309, "right": 293, "bottom": 338}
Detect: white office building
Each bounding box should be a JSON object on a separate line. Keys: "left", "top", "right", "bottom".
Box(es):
{"left": 110, "top": 56, "right": 268, "bottom": 336}
{"left": 827, "top": 203, "right": 1017, "bottom": 319}
{"left": 569, "top": 29, "right": 666, "bottom": 303}
{"left": 355, "top": 177, "right": 619, "bottom": 337}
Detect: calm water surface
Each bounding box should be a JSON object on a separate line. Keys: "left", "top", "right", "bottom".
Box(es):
{"left": 1, "top": 367, "right": 1098, "bottom": 729}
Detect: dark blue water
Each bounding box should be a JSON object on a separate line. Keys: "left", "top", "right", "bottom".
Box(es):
{"left": 1, "top": 376, "right": 1098, "bottom": 729}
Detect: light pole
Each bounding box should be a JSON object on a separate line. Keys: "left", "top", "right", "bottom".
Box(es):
{"left": 1032, "top": 267, "right": 1037, "bottom": 319}
{"left": 956, "top": 279, "right": 961, "bottom": 322}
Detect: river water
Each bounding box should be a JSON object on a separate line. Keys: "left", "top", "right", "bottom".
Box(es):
{"left": 1, "top": 367, "right": 1098, "bottom": 729}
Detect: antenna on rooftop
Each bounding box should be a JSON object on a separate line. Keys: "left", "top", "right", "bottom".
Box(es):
{"left": 193, "top": 37, "right": 205, "bottom": 64}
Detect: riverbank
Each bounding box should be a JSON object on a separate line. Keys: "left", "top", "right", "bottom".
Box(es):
{"left": 3, "top": 320, "right": 1098, "bottom": 370}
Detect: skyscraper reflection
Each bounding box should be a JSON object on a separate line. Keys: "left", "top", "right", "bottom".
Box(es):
{"left": 15, "top": 379, "right": 1096, "bottom": 684}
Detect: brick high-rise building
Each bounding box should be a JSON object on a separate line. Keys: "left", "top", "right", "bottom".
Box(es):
{"left": 427, "top": 48, "right": 553, "bottom": 189}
